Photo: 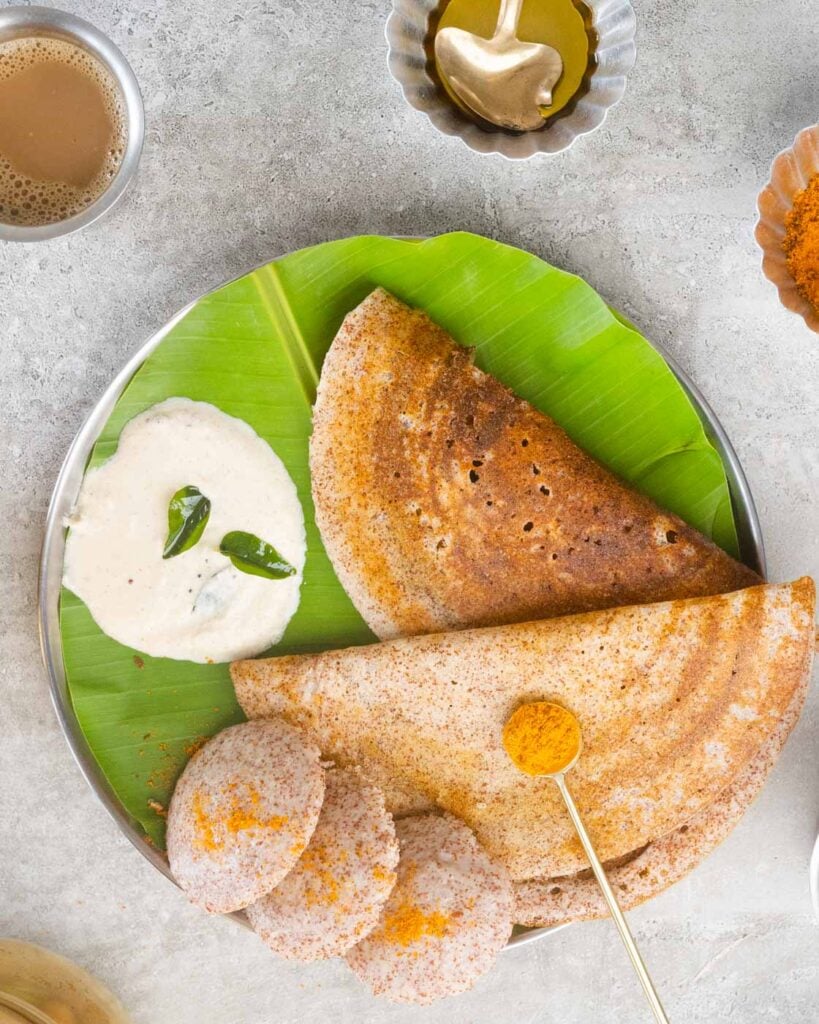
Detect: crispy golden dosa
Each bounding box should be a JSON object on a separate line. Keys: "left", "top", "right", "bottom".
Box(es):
{"left": 232, "top": 578, "right": 815, "bottom": 884}
{"left": 310, "top": 288, "right": 760, "bottom": 640}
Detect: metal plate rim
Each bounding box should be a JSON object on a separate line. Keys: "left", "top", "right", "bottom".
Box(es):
{"left": 38, "top": 241, "right": 766, "bottom": 950}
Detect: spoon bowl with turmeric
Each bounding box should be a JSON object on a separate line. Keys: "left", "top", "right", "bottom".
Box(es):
{"left": 503, "top": 702, "right": 670, "bottom": 1024}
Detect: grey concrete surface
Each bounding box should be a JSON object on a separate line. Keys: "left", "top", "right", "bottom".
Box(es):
{"left": 1, "top": 0, "right": 818, "bottom": 1021}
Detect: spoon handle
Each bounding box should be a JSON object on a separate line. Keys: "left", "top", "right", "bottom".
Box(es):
{"left": 495, "top": 0, "right": 526, "bottom": 39}
{"left": 554, "top": 774, "right": 671, "bottom": 1024}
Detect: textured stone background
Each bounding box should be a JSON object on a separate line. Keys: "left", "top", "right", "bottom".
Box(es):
{"left": 1, "top": 0, "right": 818, "bottom": 1020}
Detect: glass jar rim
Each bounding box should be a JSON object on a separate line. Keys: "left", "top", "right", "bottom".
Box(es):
{"left": 0, "top": 990, "right": 59, "bottom": 1024}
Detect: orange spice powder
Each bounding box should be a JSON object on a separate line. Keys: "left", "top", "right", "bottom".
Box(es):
{"left": 299, "top": 845, "right": 341, "bottom": 907}
{"left": 224, "top": 805, "right": 288, "bottom": 836}
{"left": 382, "top": 902, "right": 450, "bottom": 946}
{"left": 193, "top": 792, "right": 220, "bottom": 852}
{"left": 193, "top": 786, "right": 289, "bottom": 853}
{"left": 372, "top": 864, "right": 397, "bottom": 885}
{"left": 184, "top": 735, "right": 209, "bottom": 758}
{"left": 502, "top": 701, "right": 581, "bottom": 776}
{"left": 784, "top": 172, "right": 819, "bottom": 312}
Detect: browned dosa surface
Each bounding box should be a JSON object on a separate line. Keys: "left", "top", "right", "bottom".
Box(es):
{"left": 232, "top": 578, "right": 815, "bottom": 883}
{"left": 310, "top": 288, "right": 760, "bottom": 641}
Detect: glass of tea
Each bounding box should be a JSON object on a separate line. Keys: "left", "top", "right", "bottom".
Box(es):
{"left": 0, "top": 6, "right": 144, "bottom": 242}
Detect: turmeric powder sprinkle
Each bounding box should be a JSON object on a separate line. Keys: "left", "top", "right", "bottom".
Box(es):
{"left": 193, "top": 791, "right": 220, "bottom": 852}
{"left": 299, "top": 844, "right": 341, "bottom": 908}
{"left": 784, "top": 172, "right": 819, "bottom": 313}
{"left": 382, "top": 901, "right": 450, "bottom": 946}
{"left": 192, "top": 785, "right": 289, "bottom": 853}
{"left": 372, "top": 864, "right": 396, "bottom": 885}
{"left": 503, "top": 701, "right": 581, "bottom": 775}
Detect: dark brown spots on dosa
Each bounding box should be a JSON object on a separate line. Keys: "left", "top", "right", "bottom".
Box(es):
{"left": 309, "top": 289, "right": 760, "bottom": 641}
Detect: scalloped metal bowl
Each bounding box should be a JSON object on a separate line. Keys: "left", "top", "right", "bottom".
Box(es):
{"left": 385, "top": 0, "right": 636, "bottom": 159}
{"left": 755, "top": 124, "right": 819, "bottom": 334}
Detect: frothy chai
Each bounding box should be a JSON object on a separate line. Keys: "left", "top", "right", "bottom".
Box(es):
{"left": 0, "top": 36, "right": 126, "bottom": 227}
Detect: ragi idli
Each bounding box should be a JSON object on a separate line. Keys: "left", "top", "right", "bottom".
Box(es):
{"left": 247, "top": 768, "right": 398, "bottom": 960}
{"left": 167, "top": 719, "right": 324, "bottom": 914}
{"left": 345, "top": 814, "right": 512, "bottom": 1004}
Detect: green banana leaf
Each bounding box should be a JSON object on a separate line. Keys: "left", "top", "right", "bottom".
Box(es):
{"left": 59, "top": 232, "right": 740, "bottom": 849}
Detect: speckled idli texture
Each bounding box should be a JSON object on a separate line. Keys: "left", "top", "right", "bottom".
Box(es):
{"left": 167, "top": 719, "right": 324, "bottom": 913}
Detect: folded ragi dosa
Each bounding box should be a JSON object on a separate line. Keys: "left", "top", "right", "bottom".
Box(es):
{"left": 310, "top": 289, "right": 759, "bottom": 640}
{"left": 232, "top": 578, "right": 815, "bottom": 921}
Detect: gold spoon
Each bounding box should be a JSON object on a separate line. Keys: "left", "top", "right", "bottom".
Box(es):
{"left": 503, "top": 701, "right": 670, "bottom": 1024}
{"left": 434, "top": 0, "right": 563, "bottom": 131}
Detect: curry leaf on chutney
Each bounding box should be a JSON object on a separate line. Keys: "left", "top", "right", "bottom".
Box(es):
{"left": 219, "top": 530, "right": 296, "bottom": 579}
{"left": 163, "top": 485, "right": 211, "bottom": 559}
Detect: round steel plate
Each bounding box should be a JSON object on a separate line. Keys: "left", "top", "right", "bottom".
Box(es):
{"left": 38, "top": 250, "right": 766, "bottom": 950}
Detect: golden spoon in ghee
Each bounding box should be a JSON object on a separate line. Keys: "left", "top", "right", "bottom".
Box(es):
{"left": 434, "top": 0, "right": 563, "bottom": 131}
{"left": 503, "top": 702, "right": 670, "bottom": 1024}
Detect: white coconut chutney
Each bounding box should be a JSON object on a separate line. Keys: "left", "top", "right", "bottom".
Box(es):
{"left": 63, "top": 398, "right": 306, "bottom": 663}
